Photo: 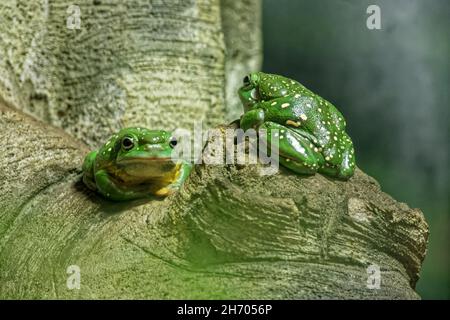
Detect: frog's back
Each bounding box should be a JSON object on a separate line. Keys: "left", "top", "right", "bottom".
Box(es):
{"left": 287, "top": 79, "right": 353, "bottom": 167}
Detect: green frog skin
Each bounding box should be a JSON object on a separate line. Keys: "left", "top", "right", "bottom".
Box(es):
{"left": 82, "top": 127, "right": 192, "bottom": 201}
{"left": 238, "top": 72, "right": 355, "bottom": 180}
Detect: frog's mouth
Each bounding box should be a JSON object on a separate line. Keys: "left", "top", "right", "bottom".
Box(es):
{"left": 116, "top": 157, "right": 178, "bottom": 180}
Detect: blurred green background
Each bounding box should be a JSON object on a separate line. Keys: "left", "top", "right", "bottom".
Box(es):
{"left": 262, "top": 0, "right": 449, "bottom": 299}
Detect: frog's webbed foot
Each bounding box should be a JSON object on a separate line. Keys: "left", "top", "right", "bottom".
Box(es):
{"left": 260, "top": 122, "right": 324, "bottom": 175}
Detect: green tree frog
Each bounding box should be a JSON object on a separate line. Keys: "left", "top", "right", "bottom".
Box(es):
{"left": 82, "top": 127, "right": 192, "bottom": 201}
{"left": 238, "top": 72, "right": 355, "bottom": 180}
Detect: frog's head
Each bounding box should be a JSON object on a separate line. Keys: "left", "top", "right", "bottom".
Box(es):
{"left": 105, "top": 128, "right": 180, "bottom": 181}
{"left": 238, "top": 72, "right": 296, "bottom": 111}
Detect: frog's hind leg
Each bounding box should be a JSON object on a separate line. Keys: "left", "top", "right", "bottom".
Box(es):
{"left": 319, "top": 135, "right": 355, "bottom": 180}
{"left": 337, "top": 136, "right": 356, "bottom": 179}
{"left": 260, "top": 122, "right": 324, "bottom": 175}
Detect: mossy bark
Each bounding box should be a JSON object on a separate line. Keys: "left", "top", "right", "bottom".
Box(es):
{"left": 0, "top": 0, "right": 428, "bottom": 299}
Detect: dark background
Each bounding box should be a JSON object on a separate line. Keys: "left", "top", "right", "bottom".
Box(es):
{"left": 262, "top": 0, "right": 449, "bottom": 299}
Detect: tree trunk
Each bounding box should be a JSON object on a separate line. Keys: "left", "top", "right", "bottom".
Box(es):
{"left": 0, "top": 0, "right": 428, "bottom": 299}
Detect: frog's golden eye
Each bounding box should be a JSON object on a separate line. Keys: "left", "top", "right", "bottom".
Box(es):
{"left": 243, "top": 75, "right": 251, "bottom": 86}
{"left": 121, "top": 137, "right": 134, "bottom": 150}
{"left": 169, "top": 137, "right": 178, "bottom": 148}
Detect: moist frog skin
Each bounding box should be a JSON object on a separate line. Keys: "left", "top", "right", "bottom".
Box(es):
{"left": 82, "top": 127, "right": 192, "bottom": 201}
{"left": 238, "top": 72, "right": 355, "bottom": 180}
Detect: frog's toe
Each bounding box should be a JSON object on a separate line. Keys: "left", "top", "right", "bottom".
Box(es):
{"left": 337, "top": 160, "right": 355, "bottom": 180}
{"left": 337, "top": 148, "right": 355, "bottom": 180}
{"left": 154, "top": 186, "right": 178, "bottom": 197}
{"left": 337, "top": 166, "right": 354, "bottom": 180}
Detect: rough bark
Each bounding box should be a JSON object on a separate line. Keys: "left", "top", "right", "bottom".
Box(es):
{"left": 0, "top": 0, "right": 226, "bottom": 147}
{"left": 0, "top": 0, "right": 428, "bottom": 299}
{"left": 220, "top": 0, "right": 263, "bottom": 121}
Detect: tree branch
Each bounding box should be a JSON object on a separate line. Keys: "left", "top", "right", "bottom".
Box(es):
{"left": 0, "top": 104, "right": 428, "bottom": 299}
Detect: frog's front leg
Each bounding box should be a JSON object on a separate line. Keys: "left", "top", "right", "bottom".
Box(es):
{"left": 155, "top": 162, "right": 192, "bottom": 196}
{"left": 82, "top": 151, "right": 98, "bottom": 191}
{"left": 94, "top": 170, "right": 153, "bottom": 201}
{"left": 260, "top": 122, "right": 324, "bottom": 175}
{"left": 240, "top": 108, "right": 265, "bottom": 131}
{"left": 243, "top": 96, "right": 305, "bottom": 129}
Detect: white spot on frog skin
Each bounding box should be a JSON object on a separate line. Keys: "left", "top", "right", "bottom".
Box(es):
{"left": 281, "top": 129, "right": 285, "bottom": 133}
{"left": 281, "top": 103, "right": 290, "bottom": 108}
{"left": 325, "top": 156, "right": 330, "bottom": 161}
{"left": 295, "top": 94, "right": 301, "bottom": 98}
{"left": 271, "top": 101, "right": 277, "bottom": 106}
{"left": 334, "top": 136, "right": 338, "bottom": 141}
{"left": 288, "top": 136, "right": 305, "bottom": 154}
{"left": 300, "top": 114, "right": 308, "bottom": 121}
{"left": 314, "top": 147, "right": 319, "bottom": 152}
{"left": 318, "top": 108, "right": 322, "bottom": 113}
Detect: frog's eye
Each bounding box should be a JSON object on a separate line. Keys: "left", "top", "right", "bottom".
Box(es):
{"left": 250, "top": 88, "right": 260, "bottom": 100}
{"left": 243, "top": 75, "right": 251, "bottom": 86}
{"left": 169, "top": 137, "right": 178, "bottom": 148}
{"left": 121, "top": 137, "right": 134, "bottom": 150}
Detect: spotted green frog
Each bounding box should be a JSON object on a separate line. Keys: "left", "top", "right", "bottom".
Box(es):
{"left": 82, "top": 127, "right": 192, "bottom": 201}
{"left": 239, "top": 72, "right": 355, "bottom": 179}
